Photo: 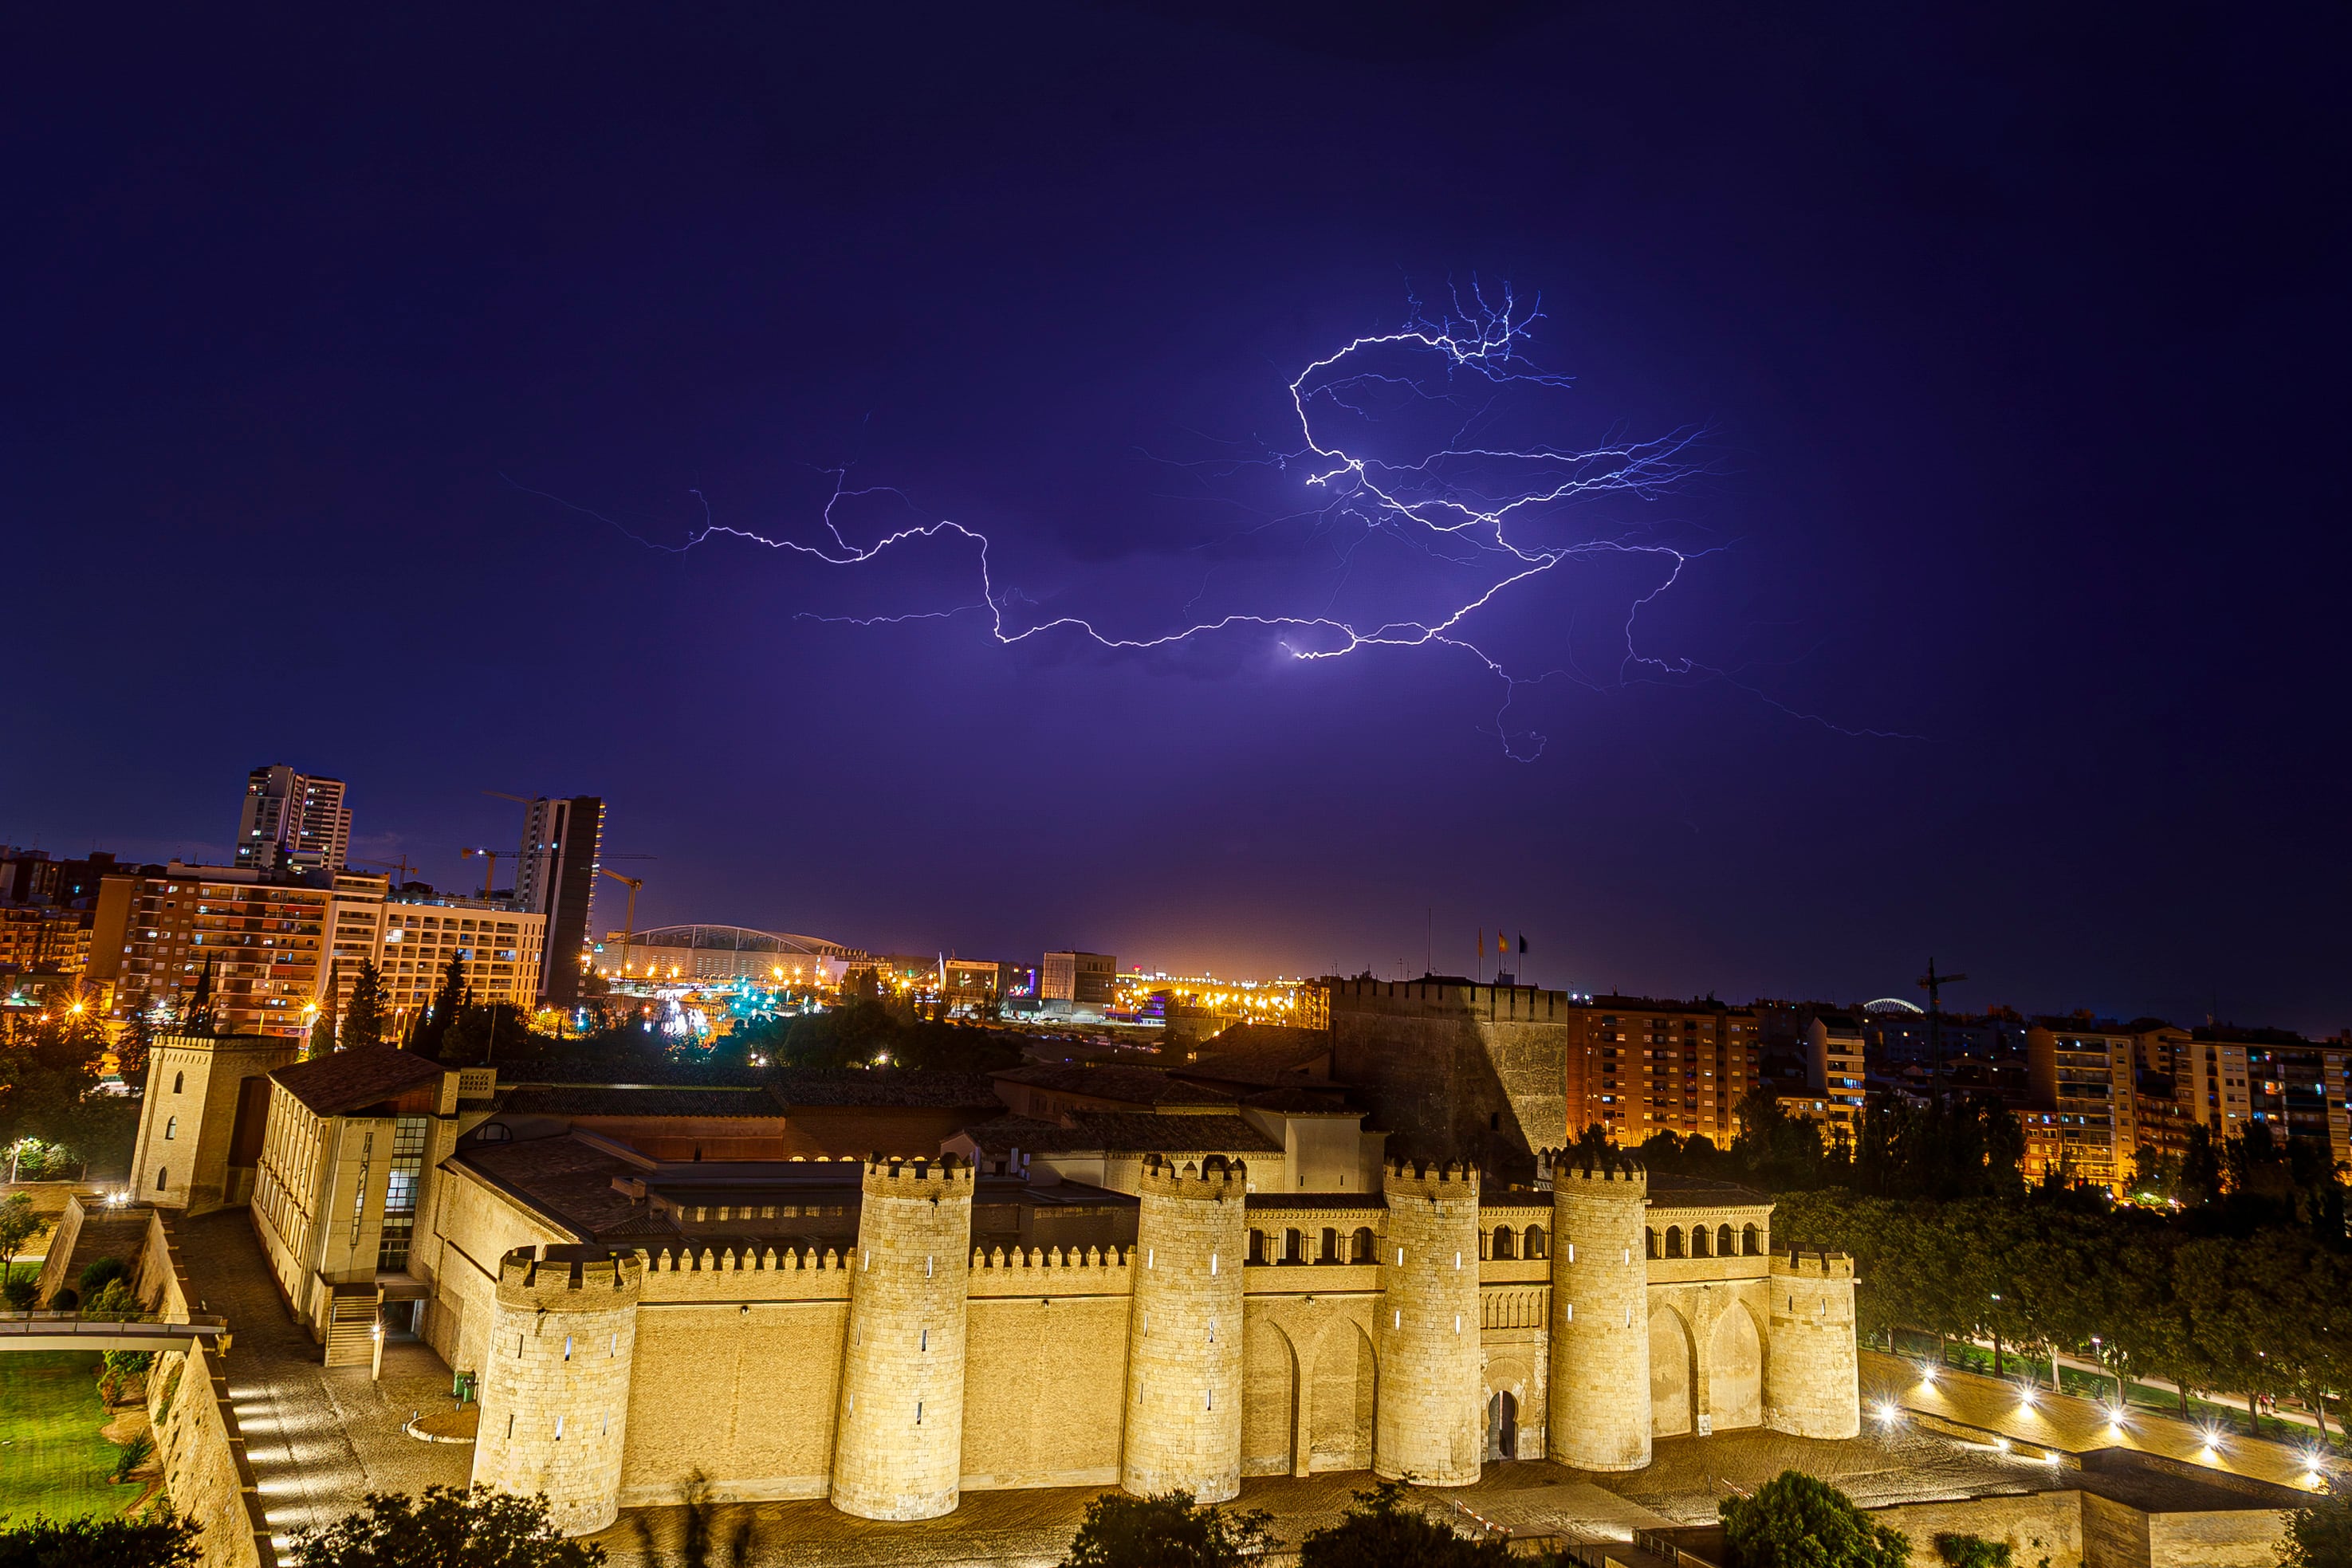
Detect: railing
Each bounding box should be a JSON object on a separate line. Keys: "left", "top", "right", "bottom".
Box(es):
{"left": 0, "top": 1311, "right": 230, "bottom": 1342}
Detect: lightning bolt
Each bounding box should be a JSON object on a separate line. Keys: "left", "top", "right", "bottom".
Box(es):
{"left": 513, "top": 282, "right": 1917, "bottom": 756}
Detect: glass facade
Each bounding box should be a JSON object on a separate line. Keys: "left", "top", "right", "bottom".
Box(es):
{"left": 376, "top": 1115, "right": 428, "bottom": 1271}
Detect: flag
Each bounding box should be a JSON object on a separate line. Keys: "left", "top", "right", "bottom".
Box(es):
{"left": 1497, "top": 930, "right": 1506, "bottom": 957}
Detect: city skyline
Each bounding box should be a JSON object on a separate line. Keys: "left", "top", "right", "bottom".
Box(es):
{"left": 7, "top": 7, "right": 2346, "bottom": 1034}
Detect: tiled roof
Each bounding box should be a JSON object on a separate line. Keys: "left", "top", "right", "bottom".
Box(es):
{"left": 1064, "top": 1111, "right": 1280, "bottom": 1155}
{"left": 449, "top": 1134, "right": 646, "bottom": 1239}
{"left": 1238, "top": 1087, "right": 1357, "bottom": 1115}
{"left": 769, "top": 1069, "right": 1005, "bottom": 1108}
{"left": 501, "top": 1086, "right": 786, "bottom": 1118}
{"left": 270, "top": 1044, "right": 443, "bottom": 1118}
{"left": 992, "top": 1064, "right": 1237, "bottom": 1107}
{"left": 1646, "top": 1172, "right": 1770, "bottom": 1207}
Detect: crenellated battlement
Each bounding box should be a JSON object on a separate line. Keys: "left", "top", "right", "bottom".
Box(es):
{"left": 647, "top": 1243, "right": 845, "bottom": 1273}
{"left": 1136, "top": 1152, "right": 1249, "bottom": 1201}
{"left": 495, "top": 1244, "right": 644, "bottom": 1311}
{"left": 971, "top": 1244, "right": 1128, "bottom": 1271}
{"left": 860, "top": 1151, "right": 975, "bottom": 1199}
{"left": 1539, "top": 1146, "right": 1647, "bottom": 1193}
{"left": 1380, "top": 1156, "right": 1480, "bottom": 1204}
{"left": 1769, "top": 1246, "right": 1855, "bottom": 1281}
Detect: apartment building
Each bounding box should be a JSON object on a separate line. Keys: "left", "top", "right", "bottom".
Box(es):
{"left": 323, "top": 874, "right": 545, "bottom": 1030}
{"left": 88, "top": 864, "right": 331, "bottom": 1038}
{"left": 235, "top": 764, "right": 352, "bottom": 874}
{"left": 1795, "top": 1012, "right": 1868, "bottom": 1134}
{"left": 1041, "top": 950, "right": 1118, "bottom": 1007}
{"left": 2024, "top": 1022, "right": 2139, "bottom": 1191}
{"left": 1567, "top": 996, "right": 1762, "bottom": 1146}
{"left": 0, "top": 906, "right": 92, "bottom": 974}
{"left": 511, "top": 794, "right": 603, "bottom": 1004}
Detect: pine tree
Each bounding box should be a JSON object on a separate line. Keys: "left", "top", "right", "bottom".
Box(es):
{"left": 344, "top": 960, "right": 388, "bottom": 1050}
{"left": 309, "top": 961, "right": 340, "bottom": 1059}
{"left": 423, "top": 953, "right": 469, "bottom": 1059}
{"left": 179, "top": 962, "right": 217, "bottom": 1037}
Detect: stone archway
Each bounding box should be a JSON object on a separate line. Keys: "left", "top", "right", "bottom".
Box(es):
{"left": 1483, "top": 1355, "right": 1533, "bottom": 1462}
{"left": 1308, "top": 1320, "right": 1377, "bottom": 1472}
{"left": 1706, "top": 1302, "right": 1764, "bottom": 1430}
{"left": 1650, "top": 1307, "right": 1697, "bottom": 1437}
{"left": 1243, "top": 1318, "right": 1300, "bottom": 1476}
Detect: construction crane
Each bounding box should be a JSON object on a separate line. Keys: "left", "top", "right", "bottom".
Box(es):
{"left": 1917, "top": 958, "right": 1969, "bottom": 1098}
{"left": 458, "top": 847, "right": 506, "bottom": 897}
{"left": 350, "top": 855, "right": 422, "bottom": 886}
{"left": 600, "top": 868, "right": 647, "bottom": 978}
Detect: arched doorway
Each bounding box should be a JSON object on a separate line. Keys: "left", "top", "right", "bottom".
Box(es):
{"left": 1485, "top": 1390, "right": 1519, "bottom": 1460}
{"left": 1309, "top": 1322, "right": 1377, "bottom": 1471}
{"left": 1707, "top": 1303, "right": 1764, "bottom": 1429}
{"left": 1650, "top": 1308, "right": 1696, "bottom": 1437}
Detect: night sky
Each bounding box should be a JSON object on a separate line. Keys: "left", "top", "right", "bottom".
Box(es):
{"left": 6, "top": 6, "right": 2346, "bottom": 1027}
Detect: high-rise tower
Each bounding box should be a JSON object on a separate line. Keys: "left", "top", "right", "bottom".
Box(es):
{"left": 511, "top": 795, "right": 603, "bottom": 1004}
{"left": 236, "top": 765, "right": 351, "bottom": 874}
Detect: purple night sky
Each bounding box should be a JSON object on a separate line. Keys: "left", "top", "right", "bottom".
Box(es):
{"left": 6, "top": 6, "right": 2346, "bottom": 1027}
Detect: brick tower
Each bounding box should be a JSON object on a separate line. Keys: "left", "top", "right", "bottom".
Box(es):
{"left": 830, "top": 1153, "right": 975, "bottom": 1520}
{"left": 1121, "top": 1153, "right": 1248, "bottom": 1500}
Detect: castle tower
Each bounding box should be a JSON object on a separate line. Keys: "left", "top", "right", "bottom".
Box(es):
{"left": 1545, "top": 1148, "right": 1652, "bottom": 1470}
{"left": 1373, "top": 1158, "right": 1485, "bottom": 1484}
{"left": 472, "top": 1245, "right": 643, "bottom": 1537}
{"left": 1122, "top": 1153, "right": 1248, "bottom": 1501}
{"left": 1766, "top": 1246, "right": 1860, "bottom": 1438}
{"left": 831, "top": 1153, "right": 975, "bottom": 1521}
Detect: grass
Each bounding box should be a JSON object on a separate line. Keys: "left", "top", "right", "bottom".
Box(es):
{"left": 0, "top": 1352, "right": 133, "bottom": 1523}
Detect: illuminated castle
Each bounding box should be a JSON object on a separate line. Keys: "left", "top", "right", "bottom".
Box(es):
{"left": 466, "top": 1147, "right": 1853, "bottom": 1535}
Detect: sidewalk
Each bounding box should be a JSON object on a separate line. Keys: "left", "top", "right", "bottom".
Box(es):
{"left": 1862, "top": 1350, "right": 2327, "bottom": 1495}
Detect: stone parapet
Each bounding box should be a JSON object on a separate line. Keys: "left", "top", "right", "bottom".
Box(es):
{"left": 639, "top": 1244, "right": 852, "bottom": 1302}
{"left": 1379, "top": 1157, "right": 1479, "bottom": 1207}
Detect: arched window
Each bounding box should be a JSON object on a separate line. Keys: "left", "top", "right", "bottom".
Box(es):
{"left": 1350, "top": 1226, "right": 1375, "bottom": 1263}
{"left": 1666, "top": 1226, "right": 1685, "bottom": 1258}
{"left": 1248, "top": 1229, "right": 1266, "bottom": 1265}
{"left": 163, "top": 1116, "right": 178, "bottom": 1141}
{"left": 1741, "top": 1223, "right": 1760, "bottom": 1256}
{"left": 1524, "top": 1224, "right": 1546, "bottom": 1260}
{"left": 1691, "top": 1224, "right": 1711, "bottom": 1257}
{"left": 171, "top": 1071, "right": 184, "bottom": 1094}
{"left": 1283, "top": 1228, "right": 1303, "bottom": 1264}
{"left": 1491, "top": 1225, "right": 1516, "bottom": 1260}
{"left": 1646, "top": 1228, "right": 1660, "bottom": 1260}
{"left": 156, "top": 1166, "right": 168, "bottom": 1189}
{"left": 1718, "top": 1224, "right": 1735, "bottom": 1256}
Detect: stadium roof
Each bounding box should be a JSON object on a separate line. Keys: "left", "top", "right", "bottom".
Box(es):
{"left": 614, "top": 924, "right": 852, "bottom": 957}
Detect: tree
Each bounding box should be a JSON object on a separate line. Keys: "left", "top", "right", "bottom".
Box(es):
{"left": 2283, "top": 1476, "right": 2352, "bottom": 1568}
{"left": 179, "top": 963, "right": 216, "bottom": 1036}
{"left": 344, "top": 961, "right": 389, "bottom": 1051}
{"left": 1060, "top": 1489, "right": 1274, "bottom": 1568}
{"left": 311, "top": 964, "right": 340, "bottom": 1061}
{"left": 1298, "top": 1482, "right": 1512, "bottom": 1568}
{"left": 289, "top": 1486, "right": 604, "bottom": 1568}
{"left": 0, "top": 1512, "right": 199, "bottom": 1568}
{"left": 0, "top": 1193, "right": 49, "bottom": 1279}
{"left": 1721, "top": 1472, "right": 1909, "bottom": 1568}
{"left": 422, "top": 956, "right": 470, "bottom": 1063}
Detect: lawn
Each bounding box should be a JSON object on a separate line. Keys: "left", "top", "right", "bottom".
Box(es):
{"left": 0, "top": 1352, "right": 131, "bottom": 1523}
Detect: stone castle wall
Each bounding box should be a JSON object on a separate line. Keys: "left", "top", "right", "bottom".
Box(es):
{"left": 473, "top": 1247, "right": 643, "bottom": 1536}
{"left": 440, "top": 1152, "right": 1856, "bottom": 1530}
{"left": 1327, "top": 980, "right": 1571, "bottom": 1177}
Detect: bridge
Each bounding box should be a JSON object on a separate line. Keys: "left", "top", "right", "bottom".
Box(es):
{"left": 0, "top": 1311, "right": 230, "bottom": 1354}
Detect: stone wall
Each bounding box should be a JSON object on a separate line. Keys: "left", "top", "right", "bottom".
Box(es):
{"left": 417, "top": 1161, "right": 577, "bottom": 1377}
{"left": 1548, "top": 1157, "right": 1652, "bottom": 1468}
{"left": 1327, "top": 980, "right": 1570, "bottom": 1177}
{"left": 34, "top": 1190, "right": 154, "bottom": 1306}
{"left": 1871, "top": 1490, "right": 2084, "bottom": 1568}
{"left": 1373, "top": 1160, "right": 1484, "bottom": 1484}
{"left": 1764, "top": 1248, "right": 1859, "bottom": 1438}
{"left": 138, "top": 1211, "right": 276, "bottom": 1568}
{"left": 472, "top": 1247, "right": 643, "bottom": 1536}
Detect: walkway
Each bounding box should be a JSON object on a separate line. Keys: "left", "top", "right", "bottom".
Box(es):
{"left": 1862, "top": 1350, "right": 2329, "bottom": 1494}
{"left": 0, "top": 1311, "right": 229, "bottom": 1353}
{"left": 175, "top": 1212, "right": 472, "bottom": 1554}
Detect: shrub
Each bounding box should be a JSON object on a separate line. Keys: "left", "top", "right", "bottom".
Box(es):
{"left": 1722, "top": 1472, "right": 1910, "bottom": 1568}
{"left": 78, "top": 1256, "right": 129, "bottom": 1297}
{"left": 48, "top": 1288, "right": 77, "bottom": 1311}
{"left": 1, "top": 1276, "right": 34, "bottom": 1310}
{"left": 290, "top": 1487, "right": 606, "bottom": 1568}
{"left": 2283, "top": 1476, "right": 2352, "bottom": 1568}
{"left": 1061, "top": 1488, "right": 1275, "bottom": 1568}
{"left": 1934, "top": 1534, "right": 2011, "bottom": 1568}
{"left": 0, "top": 1511, "right": 198, "bottom": 1567}
{"left": 83, "top": 1280, "right": 144, "bottom": 1322}
{"left": 1299, "top": 1482, "right": 1514, "bottom": 1568}
{"left": 112, "top": 1432, "right": 154, "bottom": 1483}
